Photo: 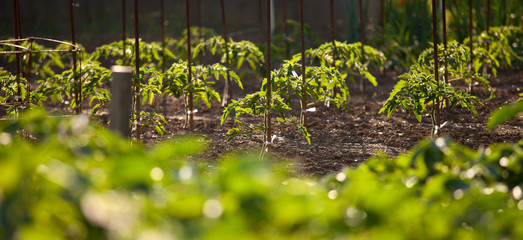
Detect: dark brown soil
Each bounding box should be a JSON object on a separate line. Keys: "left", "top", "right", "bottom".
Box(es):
{"left": 39, "top": 69, "right": 523, "bottom": 176}
{"left": 124, "top": 69, "right": 522, "bottom": 176}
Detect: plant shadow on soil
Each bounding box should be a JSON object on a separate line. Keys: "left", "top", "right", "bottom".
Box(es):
{"left": 84, "top": 69, "right": 523, "bottom": 176}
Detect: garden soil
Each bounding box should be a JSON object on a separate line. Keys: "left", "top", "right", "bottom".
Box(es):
{"left": 87, "top": 70, "right": 523, "bottom": 176}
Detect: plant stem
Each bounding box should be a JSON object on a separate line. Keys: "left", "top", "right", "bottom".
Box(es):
{"left": 330, "top": 0, "right": 338, "bottom": 102}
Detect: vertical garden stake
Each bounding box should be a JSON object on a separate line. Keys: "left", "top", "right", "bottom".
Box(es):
{"left": 380, "top": 0, "right": 384, "bottom": 41}
{"left": 432, "top": 0, "right": 441, "bottom": 137}
{"left": 330, "top": 0, "right": 338, "bottom": 101}
{"left": 442, "top": 0, "right": 448, "bottom": 83}
{"left": 259, "top": 0, "right": 264, "bottom": 44}
{"left": 134, "top": 0, "right": 142, "bottom": 138}
{"left": 197, "top": 0, "right": 202, "bottom": 40}
{"left": 160, "top": 0, "right": 165, "bottom": 72}
{"left": 220, "top": 0, "right": 232, "bottom": 107}
{"left": 186, "top": 0, "right": 194, "bottom": 129}
{"left": 468, "top": 0, "right": 474, "bottom": 92}
{"left": 13, "top": 0, "right": 22, "bottom": 107}
{"left": 69, "top": 0, "right": 80, "bottom": 114}
{"left": 282, "top": 0, "right": 289, "bottom": 58}
{"left": 265, "top": 0, "right": 272, "bottom": 150}
{"left": 358, "top": 0, "right": 366, "bottom": 92}
{"left": 122, "top": 0, "right": 126, "bottom": 63}
{"left": 299, "top": 0, "right": 307, "bottom": 126}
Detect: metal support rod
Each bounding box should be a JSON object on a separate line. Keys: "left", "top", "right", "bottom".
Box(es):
{"left": 265, "top": 0, "right": 272, "bottom": 148}
{"left": 380, "top": 0, "right": 384, "bottom": 39}
{"left": 432, "top": 0, "right": 441, "bottom": 137}
{"left": 358, "top": 0, "right": 366, "bottom": 92}
{"left": 122, "top": 0, "right": 127, "bottom": 63}
{"left": 330, "top": 0, "right": 338, "bottom": 98}
{"left": 258, "top": 0, "right": 264, "bottom": 44}
{"left": 486, "top": 0, "right": 490, "bottom": 52}
{"left": 160, "top": 0, "right": 165, "bottom": 72}
{"left": 185, "top": 0, "right": 194, "bottom": 129}
{"left": 14, "top": 0, "right": 22, "bottom": 38}
{"left": 197, "top": 0, "right": 202, "bottom": 40}
{"left": 134, "top": 0, "right": 142, "bottom": 138}
{"left": 442, "top": 0, "right": 448, "bottom": 83}
{"left": 469, "top": 0, "right": 474, "bottom": 91}
{"left": 13, "top": 0, "right": 22, "bottom": 105}
{"left": 25, "top": 39, "right": 33, "bottom": 110}
{"left": 299, "top": 0, "right": 307, "bottom": 126}
{"left": 69, "top": 0, "right": 80, "bottom": 114}
{"left": 282, "top": 0, "right": 289, "bottom": 58}
{"left": 220, "top": 0, "right": 232, "bottom": 107}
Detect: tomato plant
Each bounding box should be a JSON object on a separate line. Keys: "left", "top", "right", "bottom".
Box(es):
{"left": 162, "top": 60, "right": 236, "bottom": 128}
{"left": 380, "top": 41, "right": 494, "bottom": 137}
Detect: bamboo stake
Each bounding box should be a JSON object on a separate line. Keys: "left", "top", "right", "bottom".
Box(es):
{"left": 69, "top": 0, "right": 80, "bottom": 114}
{"left": 134, "top": 0, "right": 142, "bottom": 138}
{"left": 185, "top": 0, "right": 194, "bottom": 129}
{"left": 299, "top": 0, "right": 307, "bottom": 126}
{"left": 220, "top": 0, "right": 232, "bottom": 107}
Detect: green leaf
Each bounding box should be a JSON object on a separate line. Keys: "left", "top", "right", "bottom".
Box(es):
{"left": 487, "top": 102, "right": 523, "bottom": 130}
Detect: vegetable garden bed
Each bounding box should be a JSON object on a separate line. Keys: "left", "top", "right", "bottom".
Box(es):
{"left": 91, "top": 68, "right": 521, "bottom": 176}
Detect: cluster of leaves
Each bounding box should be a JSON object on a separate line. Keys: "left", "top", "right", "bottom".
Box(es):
{"left": 465, "top": 25, "right": 523, "bottom": 69}
{"left": 193, "top": 36, "right": 265, "bottom": 78}
{"left": 222, "top": 42, "right": 385, "bottom": 144}
{"left": 1, "top": 108, "right": 522, "bottom": 239}
{"left": 380, "top": 41, "right": 493, "bottom": 136}
{"left": 91, "top": 39, "right": 176, "bottom": 70}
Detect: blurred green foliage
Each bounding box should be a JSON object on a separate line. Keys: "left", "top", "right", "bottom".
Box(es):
{"left": 1, "top": 108, "right": 523, "bottom": 239}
